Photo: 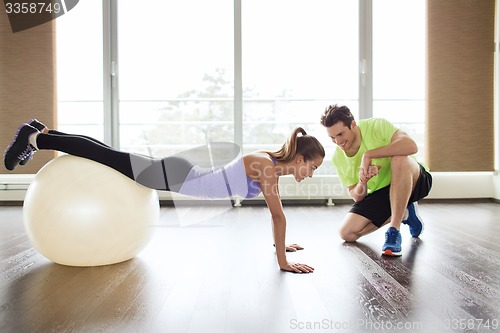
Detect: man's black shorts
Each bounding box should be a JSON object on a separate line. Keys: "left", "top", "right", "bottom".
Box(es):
{"left": 349, "top": 163, "right": 432, "bottom": 227}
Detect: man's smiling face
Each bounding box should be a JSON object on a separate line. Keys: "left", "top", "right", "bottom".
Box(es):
{"left": 326, "top": 120, "right": 358, "bottom": 152}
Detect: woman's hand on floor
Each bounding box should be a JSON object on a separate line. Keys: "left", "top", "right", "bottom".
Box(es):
{"left": 285, "top": 243, "right": 304, "bottom": 252}
{"left": 280, "top": 261, "right": 315, "bottom": 273}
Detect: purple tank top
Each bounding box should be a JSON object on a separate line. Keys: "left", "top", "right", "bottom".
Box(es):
{"left": 178, "top": 156, "right": 265, "bottom": 199}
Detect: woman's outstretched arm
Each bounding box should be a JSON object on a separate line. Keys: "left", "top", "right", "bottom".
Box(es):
{"left": 256, "top": 158, "right": 314, "bottom": 273}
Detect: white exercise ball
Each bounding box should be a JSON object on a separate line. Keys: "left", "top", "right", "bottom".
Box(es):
{"left": 23, "top": 154, "right": 159, "bottom": 266}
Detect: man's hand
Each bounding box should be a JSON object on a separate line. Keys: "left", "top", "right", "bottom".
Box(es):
{"left": 359, "top": 164, "right": 381, "bottom": 183}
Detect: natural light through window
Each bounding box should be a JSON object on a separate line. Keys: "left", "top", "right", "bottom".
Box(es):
{"left": 56, "top": 0, "right": 426, "bottom": 176}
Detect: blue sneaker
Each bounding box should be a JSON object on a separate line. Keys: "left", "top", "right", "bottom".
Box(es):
{"left": 382, "top": 227, "right": 402, "bottom": 256}
{"left": 402, "top": 202, "right": 424, "bottom": 237}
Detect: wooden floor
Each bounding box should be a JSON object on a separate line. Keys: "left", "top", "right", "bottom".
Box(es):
{"left": 1, "top": 202, "right": 499, "bottom": 333}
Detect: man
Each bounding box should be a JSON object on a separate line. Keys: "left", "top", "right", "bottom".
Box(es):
{"left": 320, "top": 104, "right": 432, "bottom": 256}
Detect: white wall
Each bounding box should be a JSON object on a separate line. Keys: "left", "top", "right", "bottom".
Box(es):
{"left": 494, "top": 173, "right": 500, "bottom": 200}
{"left": 1, "top": 173, "right": 497, "bottom": 203}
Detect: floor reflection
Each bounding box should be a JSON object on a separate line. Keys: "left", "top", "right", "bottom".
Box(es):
{"left": 6, "top": 259, "right": 152, "bottom": 332}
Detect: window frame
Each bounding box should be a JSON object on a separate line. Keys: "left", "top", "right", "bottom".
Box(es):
{"left": 102, "top": 0, "right": 377, "bottom": 149}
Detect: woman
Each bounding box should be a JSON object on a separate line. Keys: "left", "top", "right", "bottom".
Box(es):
{"left": 4, "top": 120, "right": 325, "bottom": 273}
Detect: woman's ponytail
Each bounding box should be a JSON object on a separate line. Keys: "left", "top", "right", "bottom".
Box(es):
{"left": 265, "top": 127, "right": 324, "bottom": 163}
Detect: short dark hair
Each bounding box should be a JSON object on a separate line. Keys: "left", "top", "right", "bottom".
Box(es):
{"left": 320, "top": 104, "right": 355, "bottom": 128}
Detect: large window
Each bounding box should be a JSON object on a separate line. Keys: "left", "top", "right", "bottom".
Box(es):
{"left": 373, "top": 0, "right": 426, "bottom": 161}
{"left": 242, "top": 0, "right": 358, "bottom": 175}
{"left": 57, "top": 0, "right": 426, "bottom": 174}
{"left": 56, "top": 0, "right": 103, "bottom": 139}
{"left": 118, "top": 0, "right": 233, "bottom": 157}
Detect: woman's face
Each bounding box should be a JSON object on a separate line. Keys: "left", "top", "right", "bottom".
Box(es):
{"left": 292, "top": 155, "right": 324, "bottom": 182}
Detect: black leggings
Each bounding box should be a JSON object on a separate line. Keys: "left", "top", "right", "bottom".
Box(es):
{"left": 36, "top": 131, "right": 194, "bottom": 192}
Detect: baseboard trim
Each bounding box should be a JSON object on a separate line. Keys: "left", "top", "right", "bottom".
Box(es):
{"left": 1, "top": 197, "right": 498, "bottom": 208}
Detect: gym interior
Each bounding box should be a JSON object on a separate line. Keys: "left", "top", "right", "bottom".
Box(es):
{"left": 1, "top": 1, "right": 499, "bottom": 332}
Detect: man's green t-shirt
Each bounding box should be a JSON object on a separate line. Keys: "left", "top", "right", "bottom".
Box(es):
{"left": 332, "top": 118, "right": 417, "bottom": 194}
